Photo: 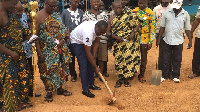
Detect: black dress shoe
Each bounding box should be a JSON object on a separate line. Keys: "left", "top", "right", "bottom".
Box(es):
{"left": 99, "top": 77, "right": 107, "bottom": 82}
{"left": 82, "top": 91, "right": 95, "bottom": 98}
{"left": 89, "top": 85, "right": 101, "bottom": 90}
{"left": 35, "top": 93, "right": 41, "bottom": 97}
{"left": 94, "top": 72, "right": 98, "bottom": 78}
{"left": 28, "top": 93, "right": 41, "bottom": 97}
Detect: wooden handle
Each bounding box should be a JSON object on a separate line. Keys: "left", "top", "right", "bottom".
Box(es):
{"left": 98, "top": 72, "right": 113, "bottom": 96}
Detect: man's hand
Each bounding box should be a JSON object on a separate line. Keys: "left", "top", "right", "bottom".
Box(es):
{"left": 58, "top": 39, "right": 65, "bottom": 47}
{"left": 38, "top": 54, "right": 45, "bottom": 63}
{"left": 11, "top": 52, "right": 20, "bottom": 63}
{"left": 127, "top": 33, "right": 134, "bottom": 40}
{"left": 117, "top": 36, "right": 124, "bottom": 42}
{"left": 95, "top": 67, "right": 100, "bottom": 74}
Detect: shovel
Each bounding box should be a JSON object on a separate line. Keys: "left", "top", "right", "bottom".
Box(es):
{"left": 150, "top": 47, "right": 162, "bottom": 86}
{"left": 98, "top": 72, "right": 116, "bottom": 105}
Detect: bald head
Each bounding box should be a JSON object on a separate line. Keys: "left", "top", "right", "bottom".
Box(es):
{"left": 112, "top": 0, "right": 121, "bottom": 7}
{"left": 15, "top": 1, "right": 23, "bottom": 18}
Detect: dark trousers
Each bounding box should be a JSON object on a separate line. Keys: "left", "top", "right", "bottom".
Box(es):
{"left": 70, "top": 44, "right": 94, "bottom": 92}
{"left": 69, "top": 44, "right": 77, "bottom": 77}
{"left": 139, "top": 44, "right": 148, "bottom": 78}
{"left": 192, "top": 37, "right": 200, "bottom": 76}
{"left": 158, "top": 37, "right": 173, "bottom": 76}
{"left": 103, "top": 61, "right": 107, "bottom": 74}
{"left": 162, "top": 41, "right": 183, "bottom": 79}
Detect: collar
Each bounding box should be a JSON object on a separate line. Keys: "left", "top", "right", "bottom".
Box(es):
{"left": 169, "top": 8, "right": 185, "bottom": 14}
{"left": 88, "top": 10, "right": 101, "bottom": 15}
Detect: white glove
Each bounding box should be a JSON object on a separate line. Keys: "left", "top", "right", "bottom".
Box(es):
{"left": 54, "top": 39, "right": 60, "bottom": 45}
{"left": 27, "top": 35, "right": 38, "bottom": 44}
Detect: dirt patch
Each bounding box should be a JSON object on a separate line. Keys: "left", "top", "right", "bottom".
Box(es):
{"left": 21, "top": 38, "right": 200, "bottom": 112}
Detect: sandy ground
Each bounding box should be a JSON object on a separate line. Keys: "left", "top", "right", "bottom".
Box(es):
{"left": 21, "top": 37, "right": 200, "bottom": 112}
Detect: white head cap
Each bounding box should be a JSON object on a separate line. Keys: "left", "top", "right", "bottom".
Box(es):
{"left": 172, "top": 0, "right": 183, "bottom": 9}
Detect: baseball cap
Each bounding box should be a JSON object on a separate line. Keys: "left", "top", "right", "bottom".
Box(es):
{"left": 172, "top": 0, "right": 183, "bottom": 9}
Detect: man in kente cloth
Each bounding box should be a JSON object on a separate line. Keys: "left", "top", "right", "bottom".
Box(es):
{"left": 107, "top": 0, "right": 141, "bottom": 88}
{"left": 0, "top": 0, "right": 33, "bottom": 111}
{"left": 35, "top": 0, "right": 72, "bottom": 102}
{"left": 132, "top": 0, "right": 156, "bottom": 83}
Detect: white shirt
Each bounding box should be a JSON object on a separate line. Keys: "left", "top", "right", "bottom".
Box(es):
{"left": 70, "top": 21, "right": 97, "bottom": 46}
{"left": 160, "top": 8, "right": 191, "bottom": 45}
{"left": 153, "top": 4, "right": 172, "bottom": 33}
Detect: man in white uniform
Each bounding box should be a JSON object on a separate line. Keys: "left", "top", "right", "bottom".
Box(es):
{"left": 70, "top": 20, "right": 108, "bottom": 97}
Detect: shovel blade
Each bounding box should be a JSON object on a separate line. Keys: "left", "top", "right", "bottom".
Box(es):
{"left": 108, "top": 97, "right": 116, "bottom": 105}
{"left": 150, "top": 70, "right": 162, "bottom": 86}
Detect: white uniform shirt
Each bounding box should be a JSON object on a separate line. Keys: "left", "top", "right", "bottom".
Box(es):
{"left": 160, "top": 8, "right": 191, "bottom": 45}
{"left": 70, "top": 21, "right": 97, "bottom": 46}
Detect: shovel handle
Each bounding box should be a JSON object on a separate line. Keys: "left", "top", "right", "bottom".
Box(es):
{"left": 98, "top": 72, "right": 113, "bottom": 96}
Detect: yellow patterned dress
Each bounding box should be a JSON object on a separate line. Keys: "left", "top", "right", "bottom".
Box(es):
{"left": 38, "top": 12, "right": 71, "bottom": 92}
{"left": 111, "top": 10, "right": 141, "bottom": 79}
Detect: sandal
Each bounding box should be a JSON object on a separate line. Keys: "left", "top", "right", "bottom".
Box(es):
{"left": 44, "top": 92, "right": 53, "bottom": 102}
{"left": 57, "top": 89, "right": 72, "bottom": 96}
{"left": 114, "top": 80, "right": 122, "bottom": 88}
{"left": 138, "top": 77, "right": 146, "bottom": 83}
{"left": 17, "top": 102, "right": 33, "bottom": 111}
{"left": 124, "top": 81, "right": 131, "bottom": 87}
{"left": 188, "top": 74, "right": 198, "bottom": 79}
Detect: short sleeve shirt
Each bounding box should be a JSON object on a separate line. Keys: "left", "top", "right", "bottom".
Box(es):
{"left": 195, "top": 6, "right": 200, "bottom": 38}
{"left": 70, "top": 21, "right": 97, "bottom": 46}
{"left": 160, "top": 8, "right": 191, "bottom": 45}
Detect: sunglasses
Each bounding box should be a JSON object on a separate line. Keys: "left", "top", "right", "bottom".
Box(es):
{"left": 46, "top": 3, "right": 58, "bottom": 9}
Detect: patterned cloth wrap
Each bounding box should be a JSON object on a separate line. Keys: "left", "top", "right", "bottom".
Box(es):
{"left": 38, "top": 12, "right": 71, "bottom": 92}
{"left": 111, "top": 9, "right": 141, "bottom": 79}
{"left": 0, "top": 13, "right": 31, "bottom": 112}
{"left": 132, "top": 7, "right": 156, "bottom": 44}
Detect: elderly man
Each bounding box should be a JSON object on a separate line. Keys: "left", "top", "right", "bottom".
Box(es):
{"left": 35, "top": 0, "right": 72, "bottom": 102}
{"left": 107, "top": 0, "right": 141, "bottom": 87}
{"left": 188, "top": 6, "right": 200, "bottom": 79}
{"left": 157, "top": 0, "right": 192, "bottom": 83}
{"left": 61, "top": 0, "right": 84, "bottom": 82}
{"left": 132, "top": 0, "right": 156, "bottom": 83}
{"left": 70, "top": 20, "right": 108, "bottom": 98}
{"left": 0, "top": 0, "right": 33, "bottom": 111}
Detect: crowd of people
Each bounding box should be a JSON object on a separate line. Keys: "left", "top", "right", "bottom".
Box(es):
{"left": 0, "top": 0, "right": 199, "bottom": 111}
